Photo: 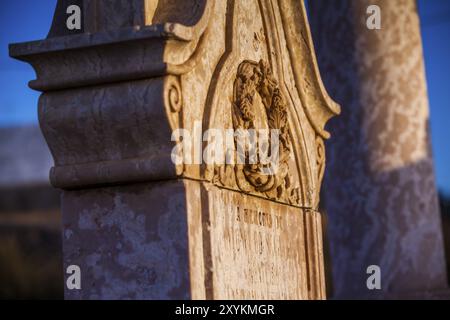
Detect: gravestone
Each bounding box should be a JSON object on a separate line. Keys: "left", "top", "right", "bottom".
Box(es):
{"left": 10, "top": 0, "right": 339, "bottom": 299}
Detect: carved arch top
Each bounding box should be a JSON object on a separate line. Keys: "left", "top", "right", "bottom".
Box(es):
{"left": 278, "top": 0, "right": 341, "bottom": 139}
{"left": 9, "top": 0, "right": 339, "bottom": 204}
{"left": 196, "top": 0, "right": 340, "bottom": 208}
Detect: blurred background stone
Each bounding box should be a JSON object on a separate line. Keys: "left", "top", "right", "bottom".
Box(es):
{"left": 0, "top": 125, "right": 62, "bottom": 299}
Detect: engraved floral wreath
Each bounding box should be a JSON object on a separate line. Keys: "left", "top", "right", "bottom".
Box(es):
{"left": 232, "top": 59, "right": 292, "bottom": 196}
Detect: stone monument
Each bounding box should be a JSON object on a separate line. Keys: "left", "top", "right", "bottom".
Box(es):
{"left": 10, "top": 0, "right": 339, "bottom": 299}
{"left": 309, "top": 0, "right": 448, "bottom": 299}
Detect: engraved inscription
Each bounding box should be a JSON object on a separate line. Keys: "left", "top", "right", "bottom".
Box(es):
{"left": 207, "top": 186, "right": 308, "bottom": 299}
{"left": 236, "top": 206, "right": 282, "bottom": 230}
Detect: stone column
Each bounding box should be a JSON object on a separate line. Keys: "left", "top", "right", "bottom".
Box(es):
{"left": 10, "top": 0, "right": 339, "bottom": 299}
{"left": 309, "top": 0, "right": 448, "bottom": 298}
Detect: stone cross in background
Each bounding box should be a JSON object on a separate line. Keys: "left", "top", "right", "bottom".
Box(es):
{"left": 10, "top": 0, "right": 339, "bottom": 299}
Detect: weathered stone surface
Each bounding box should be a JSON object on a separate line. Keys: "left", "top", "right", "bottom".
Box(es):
{"left": 309, "top": 0, "right": 448, "bottom": 299}
{"left": 62, "top": 180, "right": 190, "bottom": 299}
{"left": 10, "top": 0, "right": 338, "bottom": 299}
{"left": 186, "top": 180, "right": 325, "bottom": 299}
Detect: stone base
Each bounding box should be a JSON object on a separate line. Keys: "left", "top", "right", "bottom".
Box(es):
{"left": 62, "top": 179, "right": 324, "bottom": 299}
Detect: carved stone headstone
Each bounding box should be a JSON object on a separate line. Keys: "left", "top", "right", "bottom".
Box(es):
{"left": 10, "top": 0, "right": 339, "bottom": 299}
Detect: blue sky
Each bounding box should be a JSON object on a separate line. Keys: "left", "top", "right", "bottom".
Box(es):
{"left": 0, "top": 0, "right": 449, "bottom": 194}
{"left": 0, "top": 1, "right": 55, "bottom": 124}
{"left": 418, "top": 0, "right": 450, "bottom": 195}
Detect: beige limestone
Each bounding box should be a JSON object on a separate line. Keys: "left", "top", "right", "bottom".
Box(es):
{"left": 10, "top": 0, "right": 339, "bottom": 299}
